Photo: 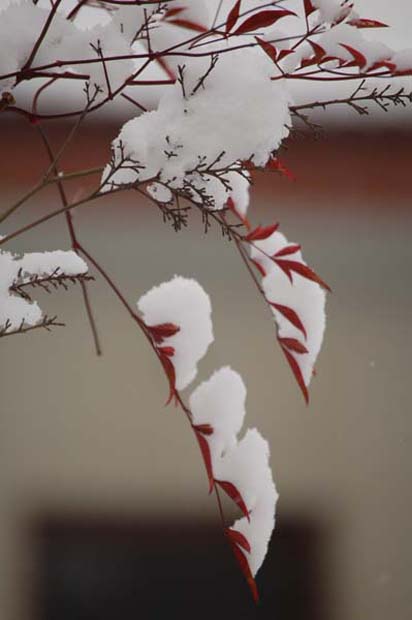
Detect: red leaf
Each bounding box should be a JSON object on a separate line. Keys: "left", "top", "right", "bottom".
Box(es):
{"left": 274, "top": 244, "right": 301, "bottom": 257}
{"left": 278, "top": 48, "right": 294, "bottom": 61}
{"left": 168, "top": 18, "right": 208, "bottom": 33}
{"left": 234, "top": 9, "right": 296, "bottom": 35}
{"left": 270, "top": 303, "right": 307, "bottom": 338}
{"left": 368, "top": 60, "right": 396, "bottom": 72}
{"left": 251, "top": 258, "right": 267, "bottom": 277}
{"left": 148, "top": 322, "right": 180, "bottom": 344}
{"left": 226, "top": 0, "right": 242, "bottom": 34}
{"left": 255, "top": 36, "right": 278, "bottom": 62}
{"left": 230, "top": 543, "right": 259, "bottom": 603}
{"left": 160, "top": 353, "right": 177, "bottom": 405}
{"left": 274, "top": 259, "right": 331, "bottom": 292}
{"left": 266, "top": 157, "right": 295, "bottom": 180}
{"left": 245, "top": 223, "right": 279, "bottom": 241}
{"left": 226, "top": 528, "right": 251, "bottom": 553}
{"left": 164, "top": 7, "right": 185, "bottom": 19}
{"left": 307, "top": 40, "right": 326, "bottom": 63}
{"left": 348, "top": 18, "right": 388, "bottom": 28}
{"left": 304, "top": 0, "right": 316, "bottom": 16}
{"left": 340, "top": 43, "right": 367, "bottom": 68}
{"left": 216, "top": 480, "right": 250, "bottom": 521}
{"left": 226, "top": 196, "right": 251, "bottom": 229}
{"left": 156, "top": 56, "right": 176, "bottom": 81}
{"left": 192, "top": 423, "right": 214, "bottom": 436}
{"left": 195, "top": 431, "right": 214, "bottom": 493}
{"left": 279, "top": 337, "right": 308, "bottom": 354}
{"left": 158, "top": 346, "right": 175, "bottom": 357}
{"left": 281, "top": 346, "right": 309, "bottom": 404}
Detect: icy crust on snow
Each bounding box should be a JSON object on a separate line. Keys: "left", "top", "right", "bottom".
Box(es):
{"left": 190, "top": 367, "right": 278, "bottom": 576}
{"left": 137, "top": 276, "right": 214, "bottom": 390}
{"left": 102, "top": 45, "right": 290, "bottom": 211}
{"left": 250, "top": 229, "right": 326, "bottom": 387}
{"left": 0, "top": 0, "right": 134, "bottom": 98}
{"left": 0, "top": 248, "right": 88, "bottom": 329}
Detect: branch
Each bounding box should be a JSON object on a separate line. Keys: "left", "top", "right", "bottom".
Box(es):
{"left": 0, "top": 315, "right": 65, "bottom": 338}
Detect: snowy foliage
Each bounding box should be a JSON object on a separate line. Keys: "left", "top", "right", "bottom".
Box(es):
{"left": 0, "top": 0, "right": 410, "bottom": 604}
{"left": 0, "top": 247, "right": 87, "bottom": 331}
{"left": 137, "top": 276, "right": 213, "bottom": 390}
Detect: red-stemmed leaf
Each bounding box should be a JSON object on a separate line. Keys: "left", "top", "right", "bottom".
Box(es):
{"left": 279, "top": 337, "right": 308, "bottom": 354}
{"left": 348, "top": 18, "right": 388, "bottom": 29}
{"left": 278, "top": 48, "right": 294, "bottom": 61}
{"left": 281, "top": 346, "right": 309, "bottom": 403}
{"left": 274, "top": 259, "right": 332, "bottom": 292}
{"left": 368, "top": 60, "right": 396, "bottom": 72}
{"left": 195, "top": 431, "right": 214, "bottom": 493}
{"left": 340, "top": 43, "right": 367, "bottom": 68}
{"left": 230, "top": 543, "right": 259, "bottom": 603}
{"left": 274, "top": 244, "right": 301, "bottom": 257}
{"left": 307, "top": 40, "right": 326, "bottom": 64}
{"left": 148, "top": 322, "right": 180, "bottom": 344}
{"left": 251, "top": 258, "right": 267, "bottom": 277}
{"left": 160, "top": 352, "right": 177, "bottom": 405}
{"left": 233, "top": 9, "right": 296, "bottom": 35}
{"left": 226, "top": 528, "right": 251, "bottom": 553}
{"left": 158, "top": 346, "right": 175, "bottom": 357}
{"left": 216, "top": 479, "right": 250, "bottom": 521}
{"left": 226, "top": 0, "right": 242, "bottom": 34}
{"left": 304, "top": 0, "right": 316, "bottom": 17}
{"left": 245, "top": 223, "right": 279, "bottom": 241}
{"left": 266, "top": 157, "right": 295, "bottom": 180}
{"left": 168, "top": 18, "right": 208, "bottom": 33}
{"left": 164, "top": 7, "right": 185, "bottom": 19}
{"left": 192, "top": 423, "right": 214, "bottom": 436}
{"left": 255, "top": 36, "right": 278, "bottom": 62}
{"left": 270, "top": 303, "right": 307, "bottom": 339}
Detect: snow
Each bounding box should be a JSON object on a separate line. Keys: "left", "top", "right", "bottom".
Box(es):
{"left": 190, "top": 367, "right": 278, "bottom": 576}
{"left": 137, "top": 276, "right": 213, "bottom": 390}
{"left": 103, "top": 43, "right": 290, "bottom": 209}
{"left": 250, "top": 229, "right": 326, "bottom": 387}
{"left": 0, "top": 247, "right": 88, "bottom": 330}
{"left": 190, "top": 367, "right": 247, "bottom": 464}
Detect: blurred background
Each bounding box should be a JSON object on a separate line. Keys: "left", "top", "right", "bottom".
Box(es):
{"left": 1, "top": 2, "right": 412, "bottom": 619}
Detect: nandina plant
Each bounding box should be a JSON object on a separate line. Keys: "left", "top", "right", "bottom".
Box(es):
{"left": 1, "top": 0, "right": 411, "bottom": 602}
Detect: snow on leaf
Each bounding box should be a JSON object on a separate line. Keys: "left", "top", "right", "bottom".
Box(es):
{"left": 138, "top": 277, "right": 213, "bottom": 390}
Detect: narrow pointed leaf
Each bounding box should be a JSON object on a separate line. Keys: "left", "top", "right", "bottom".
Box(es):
{"left": 192, "top": 423, "right": 214, "bottom": 436}
{"left": 304, "top": 0, "right": 316, "bottom": 16}
{"left": 234, "top": 9, "right": 296, "bottom": 35}
{"left": 226, "top": 528, "right": 251, "bottom": 553}
{"left": 348, "top": 18, "right": 388, "bottom": 29}
{"left": 158, "top": 346, "right": 175, "bottom": 357}
{"left": 251, "top": 258, "right": 267, "bottom": 277}
{"left": 340, "top": 43, "right": 367, "bottom": 68}
{"left": 255, "top": 36, "right": 278, "bottom": 62}
{"left": 226, "top": 0, "right": 242, "bottom": 33}
{"left": 148, "top": 322, "right": 180, "bottom": 344}
{"left": 160, "top": 353, "right": 177, "bottom": 405}
{"left": 270, "top": 303, "right": 307, "bottom": 338}
{"left": 281, "top": 346, "right": 309, "bottom": 403}
{"left": 195, "top": 431, "right": 214, "bottom": 493}
{"left": 279, "top": 337, "right": 308, "bottom": 354}
{"left": 274, "top": 258, "right": 331, "bottom": 292}
{"left": 245, "top": 223, "right": 279, "bottom": 241}
{"left": 230, "top": 543, "right": 259, "bottom": 603}
{"left": 164, "top": 7, "right": 185, "bottom": 19}
{"left": 274, "top": 244, "right": 301, "bottom": 257}
{"left": 216, "top": 479, "right": 250, "bottom": 521}
{"left": 168, "top": 18, "right": 208, "bottom": 33}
